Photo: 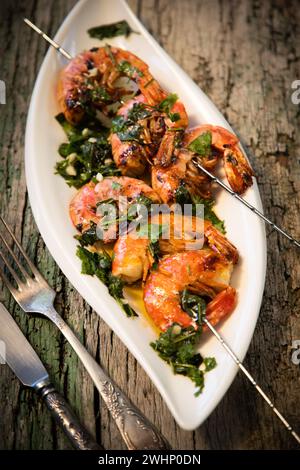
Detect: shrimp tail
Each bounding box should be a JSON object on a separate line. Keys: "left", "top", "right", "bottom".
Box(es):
{"left": 205, "top": 286, "right": 237, "bottom": 327}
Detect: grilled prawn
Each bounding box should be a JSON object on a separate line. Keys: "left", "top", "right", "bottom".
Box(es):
{"left": 110, "top": 93, "right": 188, "bottom": 176}
{"left": 152, "top": 125, "right": 254, "bottom": 203}
{"left": 69, "top": 176, "right": 160, "bottom": 243}
{"left": 111, "top": 213, "right": 238, "bottom": 283}
{"left": 110, "top": 95, "right": 166, "bottom": 176}
{"left": 58, "top": 45, "right": 187, "bottom": 126}
{"left": 184, "top": 125, "right": 254, "bottom": 194}
{"left": 143, "top": 249, "right": 237, "bottom": 331}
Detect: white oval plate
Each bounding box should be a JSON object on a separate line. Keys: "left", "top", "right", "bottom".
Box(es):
{"left": 25, "top": 0, "right": 266, "bottom": 430}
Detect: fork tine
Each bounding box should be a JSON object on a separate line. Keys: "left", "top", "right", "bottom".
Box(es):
{"left": 0, "top": 246, "right": 24, "bottom": 289}
{"left": 0, "top": 217, "right": 44, "bottom": 282}
{"left": 0, "top": 231, "right": 32, "bottom": 283}
{"left": 0, "top": 267, "right": 19, "bottom": 296}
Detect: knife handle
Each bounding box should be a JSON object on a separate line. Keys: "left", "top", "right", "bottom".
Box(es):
{"left": 37, "top": 383, "right": 103, "bottom": 450}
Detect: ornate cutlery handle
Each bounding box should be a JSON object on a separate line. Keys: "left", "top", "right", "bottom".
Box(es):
{"left": 48, "top": 307, "right": 170, "bottom": 450}
{"left": 36, "top": 382, "right": 103, "bottom": 450}
{"left": 100, "top": 380, "right": 170, "bottom": 450}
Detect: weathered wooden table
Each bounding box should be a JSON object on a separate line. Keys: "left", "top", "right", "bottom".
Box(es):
{"left": 0, "top": 0, "right": 299, "bottom": 450}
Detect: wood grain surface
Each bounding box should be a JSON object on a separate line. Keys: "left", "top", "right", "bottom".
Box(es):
{"left": 0, "top": 0, "right": 299, "bottom": 450}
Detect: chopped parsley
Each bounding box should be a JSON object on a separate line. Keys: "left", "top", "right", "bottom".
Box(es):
{"left": 174, "top": 182, "right": 226, "bottom": 234}
{"left": 151, "top": 290, "right": 216, "bottom": 395}
{"left": 127, "top": 103, "right": 152, "bottom": 122}
{"left": 188, "top": 131, "right": 212, "bottom": 156}
{"left": 98, "top": 194, "right": 154, "bottom": 233}
{"left": 111, "top": 102, "right": 152, "bottom": 143}
{"left": 181, "top": 289, "right": 206, "bottom": 326}
{"left": 88, "top": 20, "right": 138, "bottom": 40}
{"left": 175, "top": 182, "right": 191, "bottom": 205}
{"left": 77, "top": 81, "right": 112, "bottom": 111}
{"left": 157, "top": 93, "right": 180, "bottom": 122}
{"left": 137, "top": 222, "right": 166, "bottom": 263}
{"left": 75, "top": 221, "right": 99, "bottom": 247}
{"left": 111, "top": 118, "right": 143, "bottom": 142}
{"left": 157, "top": 93, "right": 178, "bottom": 113}
{"left": 55, "top": 113, "right": 120, "bottom": 188}
{"left": 117, "top": 60, "right": 144, "bottom": 78}
{"left": 111, "top": 181, "right": 122, "bottom": 190}
{"left": 76, "top": 246, "right": 137, "bottom": 317}
{"left": 191, "top": 195, "right": 226, "bottom": 234}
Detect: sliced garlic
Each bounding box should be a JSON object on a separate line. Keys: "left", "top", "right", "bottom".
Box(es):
{"left": 96, "top": 173, "right": 104, "bottom": 182}
{"left": 65, "top": 165, "right": 77, "bottom": 176}
{"left": 172, "top": 324, "right": 182, "bottom": 336}
{"left": 82, "top": 128, "right": 90, "bottom": 137}
{"left": 88, "top": 67, "right": 99, "bottom": 77}
{"left": 67, "top": 152, "right": 77, "bottom": 163}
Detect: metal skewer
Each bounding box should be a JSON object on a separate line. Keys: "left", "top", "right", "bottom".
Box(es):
{"left": 24, "top": 18, "right": 300, "bottom": 445}
{"left": 24, "top": 18, "right": 73, "bottom": 60}
{"left": 193, "top": 159, "right": 300, "bottom": 248}
{"left": 204, "top": 318, "right": 300, "bottom": 445}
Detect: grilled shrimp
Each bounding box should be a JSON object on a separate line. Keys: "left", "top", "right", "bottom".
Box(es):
{"left": 111, "top": 213, "right": 238, "bottom": 283}
{"left": 110, "top": 93, "right": 188, "bottom": 176}
{"left": 110, "top": 95, "right": 166, "bottom": 176}
{"left": 69, "top": 176, "right": 160, "bottom": 243}
{"left": 143, "top": 249, "right": 237, "bottom": 331}
{"left": 152, "top": 133, "right": 213, "bottom": 203}
{"left": 152, "top": 125, "right": 254, "bottom": 203}
{"left": 183, "top": 125, "right": 254, "bottom": 194}
{"left": 58, "top": 45, "right": 187, "bottom": 127}
{"left": 112, "top": 236, "right": 151, "bottom": 283}
{"left": 58, "top": 46, "right": 156, "bottom": 124}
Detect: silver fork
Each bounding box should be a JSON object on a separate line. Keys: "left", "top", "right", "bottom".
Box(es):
{"left": 0, "top": 216, "right": 169, "bottom": 450}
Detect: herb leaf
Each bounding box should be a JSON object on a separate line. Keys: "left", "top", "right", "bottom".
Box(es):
{"left": 151, "top": 324, "right": 205, "bottom": 395}
{"left": 188, "top": 131, "right": 212, "bottom": 156}
{"left": 111, "top": 115, "right": 143, "bottom": 142}
{"left": 55, "top": 113, "right": 120, "bottom": 188}
{"left": 157, "top": 93, "right": 178, "bottom": 114}
{"left": 117, "top": 60, "right": 143, "bottom": 78}
{"left": 75, "top": 221, "right": 99, "bottom": 247}
{"left": 88, "top": 20, "right": 137, "bottom": 40}
{"left": 203, "top": 357, "right": 217, "bottom": 372}
{"left": 150, "top": 291, "right": 217, "bottom": 396}
{"left": 127, "top": 103, "right": 152, "bottom": 122}
{"left": 181, "top": 289, "right": 206, "bottom": 326}
{"left": 174, "top": 183, "right": 226, "bottom": 234}
{"left": 175, "top": 182, "right": 191, "bottom": 205}
{"left": 192, "top": 195, "right": 226, "bottom": 234}
{"left": 111, "top": 102, "right": 151, "bottom": 143}
{"left": 76, "top": 246, "right": 137, "bottom": 317}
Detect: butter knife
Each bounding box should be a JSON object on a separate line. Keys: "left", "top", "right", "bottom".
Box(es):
{"left": 0, "top": 302, "right": 102, "bottom": 450}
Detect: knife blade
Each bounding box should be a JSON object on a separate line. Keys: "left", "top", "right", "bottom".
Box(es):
{"left": 0, "top": 302, "right": 102, "bottom": 450}
{"left": 0, "top": 302, "right": 48, "bottom": 387}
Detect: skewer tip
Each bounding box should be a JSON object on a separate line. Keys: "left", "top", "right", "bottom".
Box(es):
{"left": 23, "top": 18, "right": 72, "bottom": 61}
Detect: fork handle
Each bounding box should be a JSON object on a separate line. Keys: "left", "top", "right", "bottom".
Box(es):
{"left": 37, "top": 383, "right": 103, "bottom": 450}
{"left": 49, "top": 308, "right": 169, "bottom": 450}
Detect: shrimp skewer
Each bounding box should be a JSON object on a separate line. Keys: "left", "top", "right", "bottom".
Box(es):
{"left": 58, "top": 46, "right": 155, "bottom": 124}
{"left": 26, "top": 19, "right": 300, "bottom": 444}
{"left": 184, "top": 125, "right": 254, "bottom": 194}
{"left": 112, "top": 213, "right": 238, "bottom": 284}
{"left": 143, "top": 249, "right": 236, "bottom": 331}
{"left": 58, "top": 44, "right": 188, "bottom": 177}
{"left": 152, "top": 124, "right": 254, "bottom": 203}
